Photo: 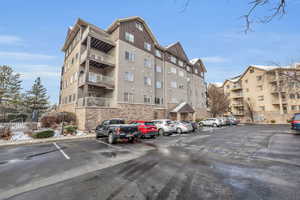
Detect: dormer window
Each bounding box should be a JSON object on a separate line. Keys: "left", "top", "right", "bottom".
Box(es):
{"left": 144, "top": 42, "right": 151, "bottom": 51}
{"left": 170, "top": 56, "right": 177, "bottom": 64}
{"left": 136, "top": 22, "right": 143, "bottom": 31}
{"left": 125, "top": 32, "right": 134, "bottom": 43}
{"left": 155, "top": 50, "right": 162, "bottom": 58}
{"left": 178, "top": 60, "right": 183, "bottom": 67}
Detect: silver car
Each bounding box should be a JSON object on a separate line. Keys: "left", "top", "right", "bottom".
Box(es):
{"left": 152, "top": 119, "right": 176, "bottom": 136}
{"left": 172, "top": 121, "right": 193, "bottom": 134}
{"left": 199, "top": 118, "right": 222, "bottom": 127}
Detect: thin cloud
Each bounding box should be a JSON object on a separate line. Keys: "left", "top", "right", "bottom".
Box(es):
{"left": 17, "top": 64, "right": 60, "bottom": 80}
{"left": 201, "top": 56, "right": 229, "bottom": 63}
{"left": 0, "top": 51, "right": 55, "bottom": 60}
{"left": 0, "top": 35, "right": 23, "bottom": 45}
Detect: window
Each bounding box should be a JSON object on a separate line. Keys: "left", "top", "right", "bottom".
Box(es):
{"left": 68, "top": 95, "right": 72, "bottom": 103}
{"left": 155, "top": 97, "right": 163, "bottom": 105}
{"left": 144, "top": 42, "right": 151, "bottom": 51}
{"left": 245, "top": 79, "right": 248, "bottom": 83}
{"left": 156, "top": 81, "right": 162, "bottom": 88}
{"left": 144, "top": 77, "right": 151, "bottom": 86}
{"left": 124, "top": 72, "right": 134, "bottom": 81}
{"left": 258, "top": 95, "right": 264, "bottom": 101}
{"left": 257, "top": 76, "right": 262, "bottom": 81}
{"left": 171, "top": 81, "right": 177, "bottom": 88}
{"left": 291, "top": 105, "right": 297, "bottom": 110}
{"left": 257, "top": 85, "right": 263, "bottom": 91}
{"left": 144, "top": 58, "right": 151, "bottom": 68}
{"left": 259, "top": 106, "right": 265, "bottom": 111}
{"left": 124, "top": 92, "right": 134, "bottom": 103}
{"left": 179, "top": 84, "right": 184, "bottom": 89}
{"left": 250, "top": 68, "right": 254, "bottom": 73}
{"left": 187, "top": 66, "right": 191, "bottom": 72}
{"left": 227, "top": 85, "right": 230, "bottom": 89}
{"left": 125, "top": 32, "right": 134, "bottom": 43}
{"left": 155, "top": 50, "right": 162, "bottom": 58}
{"left": 75, "top": 53, "right": 78, "bottom": 60}
{"left": 72, "top": 94, "right": 76, "bottom": 102}
{"left": 156, "top": 65, "right": 162, "bottom": 72}
{"left": 195, "top": 69, "right": 198, "bottom": 74}
{"left": 125, "top": 51, "right": 135, "bottom": 61}
{"left": 290, "top": 93, "right": 295, "bottom": 99}
{"left": 297, "top": 93, "right": 300, "bottom": 99}
{"left": 144, "top": 95, "right": 151, "bottom": 104}
{"left": 246, "top": 88, "right": 249, "bottom": 92}
{"left": 178, "top": 60, "right": 183, "bottom": 67}
{"left": 171, "top": 67, "right": 177, "bottom": 74}
{"left": 135, "top": 22, "right": 143, "bottom": 31}
{"left": 179, "top": 70, "right": 184, "bottom": 77}
{"left": 170, "top": 56, "right": 177, "bottom": 64}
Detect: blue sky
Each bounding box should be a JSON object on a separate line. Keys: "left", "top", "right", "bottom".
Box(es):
{"left": 1, "top": 0, "right": 300, "bottom": 104}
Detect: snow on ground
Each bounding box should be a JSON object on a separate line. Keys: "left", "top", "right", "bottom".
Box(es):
{"left": 10, "top": 131, "right": 32, "bottom": 141}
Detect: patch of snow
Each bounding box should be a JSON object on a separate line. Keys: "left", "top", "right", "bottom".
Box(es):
{"left": 11, "top": 131, "right": 32, "bottom": 141}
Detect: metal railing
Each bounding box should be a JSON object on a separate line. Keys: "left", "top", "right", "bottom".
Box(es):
{"left": 77, "top": 97, "right": 111, "bottom": 107}
{"left": 89, "top": 49, "right": 115, "bottom": 65}
{"left": 88, "top": 73, "right": 114, "bottom": 86}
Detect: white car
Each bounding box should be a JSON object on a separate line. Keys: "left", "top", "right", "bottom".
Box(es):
{"left": 151, "top": 119, "right": 176, "bottom": 136}
{"left": 199, "top": 118, "right": 222, "bottom": 127}
{"left": 172, "top": 121, "right": 193, "bottom": 134}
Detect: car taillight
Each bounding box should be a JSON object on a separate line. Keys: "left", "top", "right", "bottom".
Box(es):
{"left": 292, "top": 120, "right": 300, "bottom": 124}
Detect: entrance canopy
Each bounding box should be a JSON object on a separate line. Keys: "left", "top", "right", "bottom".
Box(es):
{"left": 170, "top": 102, "right": 195, "bottom": 113}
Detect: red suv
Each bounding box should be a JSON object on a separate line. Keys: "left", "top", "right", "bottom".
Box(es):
{"left": 130, "top": 121, "right": 158, "bottom": 138}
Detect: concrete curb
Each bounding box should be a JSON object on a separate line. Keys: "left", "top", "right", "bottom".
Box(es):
{"left": 0, "top": 134, "right": 96, "bottom": 147}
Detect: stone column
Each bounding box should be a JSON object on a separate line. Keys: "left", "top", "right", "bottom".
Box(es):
{"left": 177, "top": 112, "right": 181, "bottom": 121}
{"left": 192, "top": 112, "right": 196, "bottom": 122}
{"left": 276, "top": 70, "right": 284, "bottom": 114}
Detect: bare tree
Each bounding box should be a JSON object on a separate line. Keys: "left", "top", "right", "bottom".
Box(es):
{"left": 207, "top": 84, "right": 230, "bottom": 117}
{"left": 178, "top": 0, "right": 287, "bottom": 32}
{"left": 244, "top": 99, "right": 255, "bottom": 122}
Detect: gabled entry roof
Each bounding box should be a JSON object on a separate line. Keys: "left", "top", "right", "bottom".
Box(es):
{"left": 170, "top": 102, "right": 195, "bottom": 113}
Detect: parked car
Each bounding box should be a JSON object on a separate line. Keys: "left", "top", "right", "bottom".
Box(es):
{"left": 95, "top": 119, "right": 140, "bottom": 144}
{"left": 227, "top": 117, "right": 240, "bottom": 125}
{"left": 181, "top": 120, "right": 198, "bottom": 131}
{"left": 130, "top": 120, "right": 158, "bottom": 138}
{"left": 172, "top": 121, "right": 194, "bottom": 134}
{"left": 290, "top": 113, "right": 300, "bottom": 131}
{"left": 199, "top": 118, "right": 222, "bottom": 127}
{"left": 151, "top": 119, "right": 176, "bottom": 136}
{"left": 218, "top": 117, "right": 228, "bottom": 126}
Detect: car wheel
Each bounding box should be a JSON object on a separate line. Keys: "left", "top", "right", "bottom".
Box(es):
{"left": 159, "top": 129, "right": 164, "bottom": 136}
{"left": 128, "top": 137, "right": 134, "bottom": 143}
{"left": 108, "top": 133, "right": 115, "bottom": 144}
{"left": 177, "top": 128, "right": 182, "bottom": 134}
{"left": 213, "top": 123, "right": 217, "bottom": 127}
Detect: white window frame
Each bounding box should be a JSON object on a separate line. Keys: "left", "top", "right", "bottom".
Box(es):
{"left": 144, "top": 95, "right": 151, "bottom": 104}
{"left": 124, "top": 72, "right": 134, "bottom": 82}
{"left": 144, "top": 58, "right": 152, "bottom": 68}
{"left": 156, "top": 81, "right": 162, "bottom": 89}
{"left": 125, "top": 51, "right": 135, "bottom": 62}
{"left": 156, "top": 65, "right": 162, "bottom": 73}
{"left": 171, "top": 81, "right": 177, "bottom": 88}
{"left": 144, "top": 42, "right": 151, "bottom": 51}
{"left": 155, "top": 50, "right": 162, "bottom": 58}
{"left": 170, "top": 56, "right": 177, "bottom": 64}
{"left": 125, "top": 32, "right": 134, "bottom": 43}
{"left": 144, "top": 77, "right": 151, "bottom": 86}
{"left": 135, "top": 22, "right": 143, "bottom": 31}
{"left": 178, "top": 60, "right": 183, "bottom": 67}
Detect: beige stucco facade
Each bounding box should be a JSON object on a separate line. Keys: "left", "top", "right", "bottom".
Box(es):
{"left": 58, "top": 17, "right": 208, "bottom": 130}
{"left": 223, "top": 65, "right": 300, "bottom": 124}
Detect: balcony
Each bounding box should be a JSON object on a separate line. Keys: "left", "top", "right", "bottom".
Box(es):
{"left": 81, "top": 27, "right": 115, "bottom": 53}
{"left": 79, "top": 73, "right": 114, "bottom": 90}
{"left": 231, "top": 84, "right": 242, "bottom": 91}
{"left": 77, "top": 97, "right": 111, "bottom": 107}
{"left": 234, "top": 111, "right": 244, "bottom": 116}
{"left": 232, "top": 102, "right": 244, "bottom": 107}
{"left": 272, "top": 98, "right": 287, "bottom": 105}
{"left": 80, "top": 49, "right": 115, "bottom": 68}
{"left": 232, "top": 93, "right": 243, "bottom": 99}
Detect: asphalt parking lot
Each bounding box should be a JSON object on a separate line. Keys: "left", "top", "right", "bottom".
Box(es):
{"left": 1, "top": 125, "right": 300, "bottom": 200}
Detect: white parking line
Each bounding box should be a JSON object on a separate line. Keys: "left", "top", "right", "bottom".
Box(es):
{"left": 53, "top": 142, "right": 70, "bottom": 160}
{"left": 95, "top": 139, "right": 124, "bottom": 150}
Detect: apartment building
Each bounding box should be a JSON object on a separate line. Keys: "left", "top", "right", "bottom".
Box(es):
{"left": 58, "top": 17, "right": 207, "bottom": 130}
{"left": 223, "top": 64, "right": 300, "bottom": 123}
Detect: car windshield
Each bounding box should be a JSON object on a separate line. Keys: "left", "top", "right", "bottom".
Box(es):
{"left": 294, "top": 114, "right": 300, "bottom": 120}
{"left": 110, "top": 120, "right": 124, "bottom": 124}
{"left": 144, "top": 122, "right": 154, "bottom": 126}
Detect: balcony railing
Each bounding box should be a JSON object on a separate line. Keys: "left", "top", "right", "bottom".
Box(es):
{"left": 232, "top": 102, "right": 244, "bottom": 107}
{"left": 89, "top": 49, "right": 115, "bottom": 65}
{"left": 88, "top": 73, "right": 114, "bottom": 86}
{"left": 77, "top": 97, "right": 111, "bottom": 107}
{"left": 231, "top": 84, "right": 242, "bottom": 91}
{"left": 233, "top": 93, "right": 243, "bottom": 98}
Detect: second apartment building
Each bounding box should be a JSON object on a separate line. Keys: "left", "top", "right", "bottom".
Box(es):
{"left": 58, "top": 17, "right": 207, "bottom": 130}
{"left": 223, "top": 64, "right": 300, "bottom": 123}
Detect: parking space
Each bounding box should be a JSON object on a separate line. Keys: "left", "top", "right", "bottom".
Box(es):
{"left": 1, "top": 124, "right": 300, "bottom": 200}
